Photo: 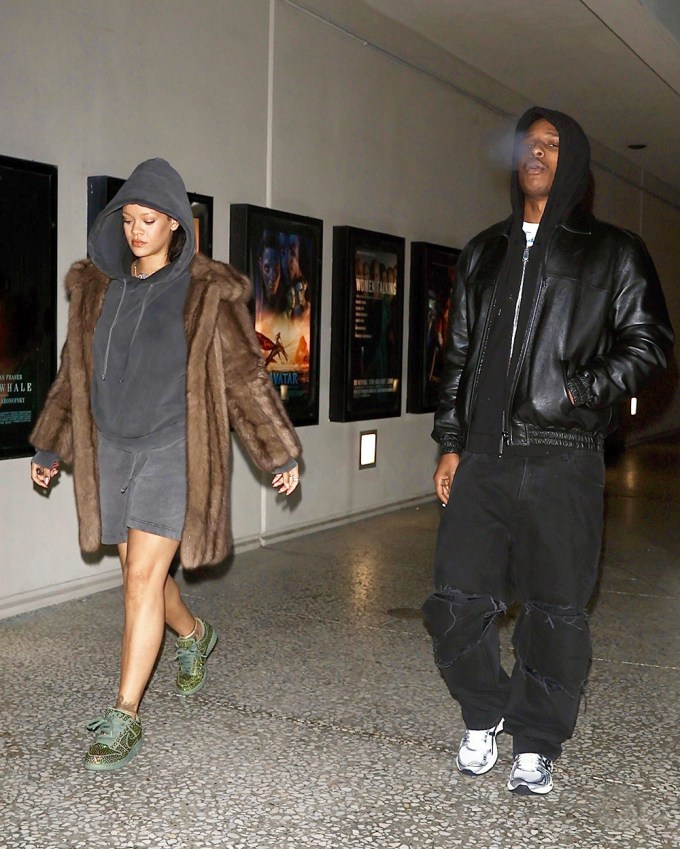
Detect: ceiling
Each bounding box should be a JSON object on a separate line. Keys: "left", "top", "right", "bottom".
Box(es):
{"left": 360, "top": 0, "right": 680, "bottom": 197}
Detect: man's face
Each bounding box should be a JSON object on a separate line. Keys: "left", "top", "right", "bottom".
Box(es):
{"left": 288, "top": 237, "right": 301, "bottom": 276}
{"left": 518, "top": 118, "right": 559, "bottom": 201}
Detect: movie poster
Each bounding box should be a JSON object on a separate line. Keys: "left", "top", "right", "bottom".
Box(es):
{"left": 424, "top": 259, "right": 457, "bottom": 391}
{"left": 230, "top": 205, "right": 322, "bottom": 426}
{"left": 0, "top": 156, "right": 57, "bottom": 460}
{"left": 352, "top": 248, "right": 400, "bottom": 404}
{"left": 330, "top": 227, "right": 404, "bottom": 422}
{"left": 407, "top": 242, "right": 461, "bottom": 413}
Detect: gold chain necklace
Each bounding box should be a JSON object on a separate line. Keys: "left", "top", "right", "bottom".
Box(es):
{"left": 132, "top": 260, "right": 150, "bottom": 279}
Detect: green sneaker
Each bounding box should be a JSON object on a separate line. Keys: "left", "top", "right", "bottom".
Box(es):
{"left": 174, "top": 618, "right": 217, "bottom": 695}
{"left": 83, "top": 707, "right": 142, "bottom": 771}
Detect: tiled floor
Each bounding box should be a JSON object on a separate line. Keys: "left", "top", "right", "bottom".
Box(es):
{"left": 1, "top": 439, "right": 679, "bottom": 848}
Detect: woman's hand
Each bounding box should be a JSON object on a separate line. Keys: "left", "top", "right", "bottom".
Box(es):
{"left": 272, "top": 465, "right": 300, "bottom": 495}
{"left": 31, "top": 461, "right": 60, "bottom": 489}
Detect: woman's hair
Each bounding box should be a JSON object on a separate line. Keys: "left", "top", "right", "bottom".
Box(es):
{"left": 168, "top": 225, "right": 186, "bottom": 263}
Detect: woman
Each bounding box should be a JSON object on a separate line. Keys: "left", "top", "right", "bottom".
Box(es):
{"left": 30, "top": 159, "right": 301, "bottom": 772}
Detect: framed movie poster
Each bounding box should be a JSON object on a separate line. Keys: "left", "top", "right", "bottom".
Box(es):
{"left": 230, "top": 204, "right": 322, "bottom": 427}
{"left": 406, "top": 242, "right": 461, "bottom": 413}
{"left": 87, "top": 176, "right": 214, "bottom": 257}
{"left": 0, "top": 155, "right": 58, "bottom": 460}
{"left": 330, "top": 226, "right": 405, "bottom": 422}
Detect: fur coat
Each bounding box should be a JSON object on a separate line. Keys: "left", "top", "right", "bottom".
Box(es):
{"left": 30, "top": 254, "right": 302, "bottom": 568}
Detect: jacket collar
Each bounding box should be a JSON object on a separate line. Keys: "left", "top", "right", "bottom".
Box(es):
{"left": 560, "top": 206, "right": 594, "bottom": 234}
{"left": 499, "top": 206, "right": 594, "bottom": 238}
{"left": 188, "top": 253, "right": 252, "bottom": 303}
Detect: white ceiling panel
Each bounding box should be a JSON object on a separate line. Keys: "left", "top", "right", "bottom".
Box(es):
{"left": 360, "top": 0, "right": 680, "bottom": 194}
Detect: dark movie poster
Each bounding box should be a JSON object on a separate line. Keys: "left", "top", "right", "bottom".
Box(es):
{"left": 330, "top": 227, "right": 405, "bottom": 422}
{"left": 230, "top": 204, "right": 322, "bottom": 427}
{"left": 0, "top": 156, "right": 57, "bottom": 460}
{"left": 407, "top": 242, "right": 461, "bottom": 413}
{"left": 353, "top": 248, "right": 400, "bottom": 402}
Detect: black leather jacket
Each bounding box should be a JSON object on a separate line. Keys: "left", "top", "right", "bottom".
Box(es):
{"left": 433, "top": 208, "right": 674, "bottom": 454}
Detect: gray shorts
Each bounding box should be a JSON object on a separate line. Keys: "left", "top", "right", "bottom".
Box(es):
{"left": 98, "top": 433, "right": 187, "bottom": 544}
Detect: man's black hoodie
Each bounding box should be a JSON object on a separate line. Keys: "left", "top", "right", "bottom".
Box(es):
{"left": 466, "top": 107, "right": 592, "bottom": 455}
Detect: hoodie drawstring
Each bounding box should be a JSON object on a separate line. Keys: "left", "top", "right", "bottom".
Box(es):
{"left": 118, "top": 284, "right": 154, "bottom": 383}
{"left": 101, "top": 279, "right": 127, "bottom": 380}
{"left": 101, "top": 280, "right": 154, "bottom": 383}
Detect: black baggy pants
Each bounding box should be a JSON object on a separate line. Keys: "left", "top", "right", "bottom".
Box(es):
{"left": 422, "top": 451, "right": 604, "bottom": 760}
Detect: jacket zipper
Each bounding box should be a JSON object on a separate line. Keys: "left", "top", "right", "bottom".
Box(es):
{"left": 501, "top": 234, "right": 554, "bottom": 455}
{"left": 499, "top": 243, "right": 530, "bottom": 456}
{"left": 466, "top": 235, "right": 509, "bottom": 431}
{"left": 509, "top": 244, "right": 530, "bottom": 363}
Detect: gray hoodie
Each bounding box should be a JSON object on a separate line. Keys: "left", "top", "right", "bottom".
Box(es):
{"left": 89, "top": 158, "right": 196, "bottom": 449}
{"left": 33, "top": 159, "right": 296, "bottom": 475}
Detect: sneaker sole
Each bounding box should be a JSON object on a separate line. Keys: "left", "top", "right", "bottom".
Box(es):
{"left": 176, "top": 630, "right": 218, "bottom": 696}
{"left": 83, "top": 738, "right": 142, "bottom": 772}
{"left": 507, "top": 780, "right": 553, "bottom": 795}
{"left": 456, "top": 718, "right": 504, "bottom": 776}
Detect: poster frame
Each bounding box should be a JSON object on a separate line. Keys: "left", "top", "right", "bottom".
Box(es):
{"left": 0, "top": 155, "right": 58, "bottom": 460}
{"left": 406, "top": 241, "right": 461, "bottom": 414}
{"left": 330, "top": 225, "right": 405, "bottom": 422}
{"left": 229, "top": 203, "right": 323, "bottom": 427}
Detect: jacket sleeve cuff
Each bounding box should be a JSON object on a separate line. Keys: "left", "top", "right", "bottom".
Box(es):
{"left": 272, "top": 457, "right": 298, "bottom": 474}
{"left": 567, "top": 373, "right": 595, "bottom": 407}
{"left": 438, "top": 434, "right": 464, "bottom": 455}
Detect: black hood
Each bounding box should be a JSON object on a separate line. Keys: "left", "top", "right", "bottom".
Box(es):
{"left": 87, "top": 158, "right": 195, "bottom": 280}
{"left": 510, "top": 106, "right": 591, "bottom": 229}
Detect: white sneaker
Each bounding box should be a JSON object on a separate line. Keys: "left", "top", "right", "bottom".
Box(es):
{"left": 455, "top": 718, "right": 504, "bottom": 776}
{"left": 507, "top": 753, "right": 554, "bottom": 795}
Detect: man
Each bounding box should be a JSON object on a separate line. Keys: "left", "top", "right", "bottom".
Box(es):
{"left": 286, "top": 234, "right": 311, "bottom": 319}
{"left": 422, "top": 107, "right": 673, "bottom": 795}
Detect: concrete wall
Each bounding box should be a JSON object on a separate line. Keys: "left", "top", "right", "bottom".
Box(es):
{"left": 1, "top": 0, "right": 678, "bottom": 617}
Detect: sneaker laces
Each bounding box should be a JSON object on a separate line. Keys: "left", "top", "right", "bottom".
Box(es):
{"left": 86, "top": 713, "right": 126, "bottom": 744}
{"left": 174, "top": 641, "right": 204, "bottom": 674}
{"left": 462, "top": 728, "right": 494, "bottom": 750}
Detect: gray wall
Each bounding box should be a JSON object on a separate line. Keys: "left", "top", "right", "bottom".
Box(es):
{"left": 1, "top": 0, "right": 678, "bottom": 617}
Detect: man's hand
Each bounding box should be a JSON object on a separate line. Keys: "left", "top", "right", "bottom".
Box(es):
{"left": 434, "top": 453, "right": 460, "bottom": 506}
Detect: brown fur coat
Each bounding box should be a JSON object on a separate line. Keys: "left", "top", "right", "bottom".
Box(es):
{"left": 30, "top": 254, "right": 301, "bottom": 568}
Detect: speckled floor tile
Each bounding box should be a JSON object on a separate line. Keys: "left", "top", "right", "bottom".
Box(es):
{"left": 1, "top": 439, "right": 679, "bottom": 848}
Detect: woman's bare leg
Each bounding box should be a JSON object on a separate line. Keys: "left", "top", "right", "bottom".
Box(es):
{"left": 115, "top": 529, "right": 186, "bottom": 716}
{"left": 163, "top": 572, "right": 199, "bottom": 637}
{"left": 117, "top": 540, "right": 196, "bottom": 638}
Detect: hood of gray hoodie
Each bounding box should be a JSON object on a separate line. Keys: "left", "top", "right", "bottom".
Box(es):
{"left": 88, "top": 158, "right": 196, "bottom": 279}
{"left": 90, "top": 158, "right": 195, "bottom": 447}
